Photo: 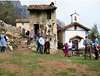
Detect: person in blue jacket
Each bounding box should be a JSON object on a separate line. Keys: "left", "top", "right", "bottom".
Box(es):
{"left": 0, "top": 31, "right": 7, "bottom": 53}
{"left": 94, "top": 35, "right": 99, "bottom": 60}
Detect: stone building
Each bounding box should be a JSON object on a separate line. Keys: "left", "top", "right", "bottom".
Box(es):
{"left": 15, "top": 19, "right": 30, "bottom": 31}
{"left": 27, "top": 2, "right": 58, "bottom": 52}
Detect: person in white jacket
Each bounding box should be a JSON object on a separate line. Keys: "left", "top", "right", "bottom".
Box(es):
{"left": 39, "top": 36, "right": 45, "bottom": 54}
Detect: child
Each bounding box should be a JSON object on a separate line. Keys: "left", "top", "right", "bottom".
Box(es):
{"left": 65, "top": 43, "right": 69, "bottom": 57}
{"left": 63, "top": 44, "right": 66, "bottom": 53}
{"left": 68, "top": 41, "right": 72, "bottom": 56}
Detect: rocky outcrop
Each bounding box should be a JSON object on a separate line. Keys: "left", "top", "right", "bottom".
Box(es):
{"left": 11, "top": 1, "right": 29, "bottom": 19}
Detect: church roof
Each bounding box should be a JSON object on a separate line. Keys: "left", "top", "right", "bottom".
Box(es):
{"left": 57, "top": 22, "right": 91, "bottom": 31}
{"left": 70, "top": 35, "right": 84, "bottom": 40}
{"left": 27, "top": 2, "right": 57, "bottom": 11}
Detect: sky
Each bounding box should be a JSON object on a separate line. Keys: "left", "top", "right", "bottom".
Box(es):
{"left": 8, "top": 0, "right": 100, "bottom": 32}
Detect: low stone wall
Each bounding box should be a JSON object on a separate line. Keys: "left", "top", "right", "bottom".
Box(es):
{"left": 0, "top": 20, "right": 21, "bottom": 35}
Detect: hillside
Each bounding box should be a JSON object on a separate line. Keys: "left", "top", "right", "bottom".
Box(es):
{"left": 0, "top": 1, "right": 29, "bottom": 26}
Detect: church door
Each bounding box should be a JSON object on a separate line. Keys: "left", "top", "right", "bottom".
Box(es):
{"left": 73, "top": 40, "right": 78, "bottom": 50}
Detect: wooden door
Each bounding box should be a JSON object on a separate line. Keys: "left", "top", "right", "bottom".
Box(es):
{"left": 74, "top": 40, "right": 78, "bottom": 50}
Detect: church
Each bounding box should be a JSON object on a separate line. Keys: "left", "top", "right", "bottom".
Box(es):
{"left": 57, "top": 12, "right": 91, "bottom": 50}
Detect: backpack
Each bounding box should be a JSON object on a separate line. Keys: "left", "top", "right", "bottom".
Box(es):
{"left": 36, "top": 38, "right": 39, "bottom": 44}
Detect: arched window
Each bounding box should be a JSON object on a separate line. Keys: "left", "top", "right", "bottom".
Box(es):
{"left": 74, "top": 16, "right": 77, "bottom": 21}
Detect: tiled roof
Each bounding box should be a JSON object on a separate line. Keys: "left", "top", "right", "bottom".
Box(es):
{"left": 70, "top": 35, "right": 84, "bottom": 40}
{"left": 57, "top": 22, "right": 91, "bottom": 31}
{"left": 27, "top": 3, "right": 57, "bottom": 11}
{"left": 15, "top": 19, "right": 29, "bottom": 23}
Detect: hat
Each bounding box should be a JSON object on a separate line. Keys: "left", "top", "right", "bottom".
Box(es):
{"left": 2, "top": 31, "right": 5, "bottom": 34}
{"left": 31, "top": 29, "right": 33, "bottom": 31}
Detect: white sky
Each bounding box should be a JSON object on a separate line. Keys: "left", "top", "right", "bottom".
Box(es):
{"left": 3, "top": 0, "right": 100, "bottom": 33}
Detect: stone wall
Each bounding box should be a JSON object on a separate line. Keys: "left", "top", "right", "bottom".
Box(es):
{"left": 0, "top": 20, "right": 21, "bottom": 35}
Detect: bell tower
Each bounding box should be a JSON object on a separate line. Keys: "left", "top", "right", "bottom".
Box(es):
{"left": 70, "top": 12, "right": 79, "bottom": 23}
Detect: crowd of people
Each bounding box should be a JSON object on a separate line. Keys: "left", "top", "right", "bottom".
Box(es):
{"left": 0, "top": 29, "right": 100, "bottom": 60}
{"left": 0, "top": 29, "right": 50, "bottom": 54}
{"left": 36, "top": 36, "right": 50, "bottom": 54}
{"left": 83, "top": 35, "right": 100, "bottom": 60}
{"left": 21, "top": 28, "right": 50, "bottom": 54}
{"left": 22, "top": 28, "right": 40, "bottom": 39}
{"left": 21, "top": 28, "right": 40, "bottom": 45}
{"left": 63, "top": 35, "right": 100, "bottom": 60}
{"left": 63, "top": 41, "right": 75, "bottom": 57}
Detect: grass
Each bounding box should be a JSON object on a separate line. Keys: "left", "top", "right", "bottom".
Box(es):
{"left": 0, "top": 72, "right": 19, "bottom": 76}
{"left": 0, "top": 50, "right": 100, "bottom": 76}
{"left": 82, "top": 74, "right": 90, "bottom": 76}
{"left": 56, "top": 72, "right": 69, "bottom": 76}
{"left": 67, "top": 68, "right": 76, "bottom": 73}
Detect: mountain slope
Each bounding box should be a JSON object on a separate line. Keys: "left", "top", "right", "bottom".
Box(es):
{"left": 11, "top": 1, "right": 29, "bottom": 19}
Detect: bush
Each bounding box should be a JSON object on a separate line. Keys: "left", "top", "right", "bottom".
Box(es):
{"left": 0, "top": 28, "right": 5, "bottom": 31}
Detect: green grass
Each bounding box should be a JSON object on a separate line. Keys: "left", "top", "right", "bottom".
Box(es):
{"left": 82, "top": 74, "right": 90, "bottom": 76}
{"left": 0, "top": 50, "right": 100, "bottom": 76}
{"left": 0, "top": 68, "right": 19, "bottom": 76}
{"left": 0, "top": 72, "right": 19, "bottom": 76}
{"left": 56, "top": 72, "right": 69, "bottom": 76}
{"left": 67, "top": 68, "right": 76, "bottom": 73}
{"left": 0, "top": 59, "right": 6, "bottom": 63}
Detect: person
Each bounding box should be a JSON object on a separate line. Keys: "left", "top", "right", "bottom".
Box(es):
{"left": 63, "top": 44, "right": 66, "bottom": 53}
{"left": 72, "top": 42, "right": 75, "bottom": 56}
{"left": 35, "top": 30, "right": 40, "bottom": 39}
{"left": 27, "top": 29, "right": 34, "bottom": 45}
{"left": 0, "top": 31, "right": 7, "bottom": 53}
{"left": 65, "top": 43, "right": 69, "bottom": 57}
{"left": 44, "top": 37, "right": 50, "bottom": 54}
{"left": 83, "top": 36, "right": 92, "bottom": 60}
{"left": 39, "top": 36, "right": 45, "bottom": 54}
{"left": 94, "top": 35, "right": 99, "bottom": 60}
{"left": 22, "top": 28, "right": 25, "bottom": 38}
{"left": 26, "top": 30, "right": 30, "bottom": 36}
{"left": 68, "top": 41, "right": 72, "bottom": 56}
{"left": 44, "top": 37, "right": 48, "bottom": 53}
{"left": 36, "top": 36, "right": 40, "bottom": 52}
{"left": 30, "top": 29, "right": 34, "bottom": 41}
